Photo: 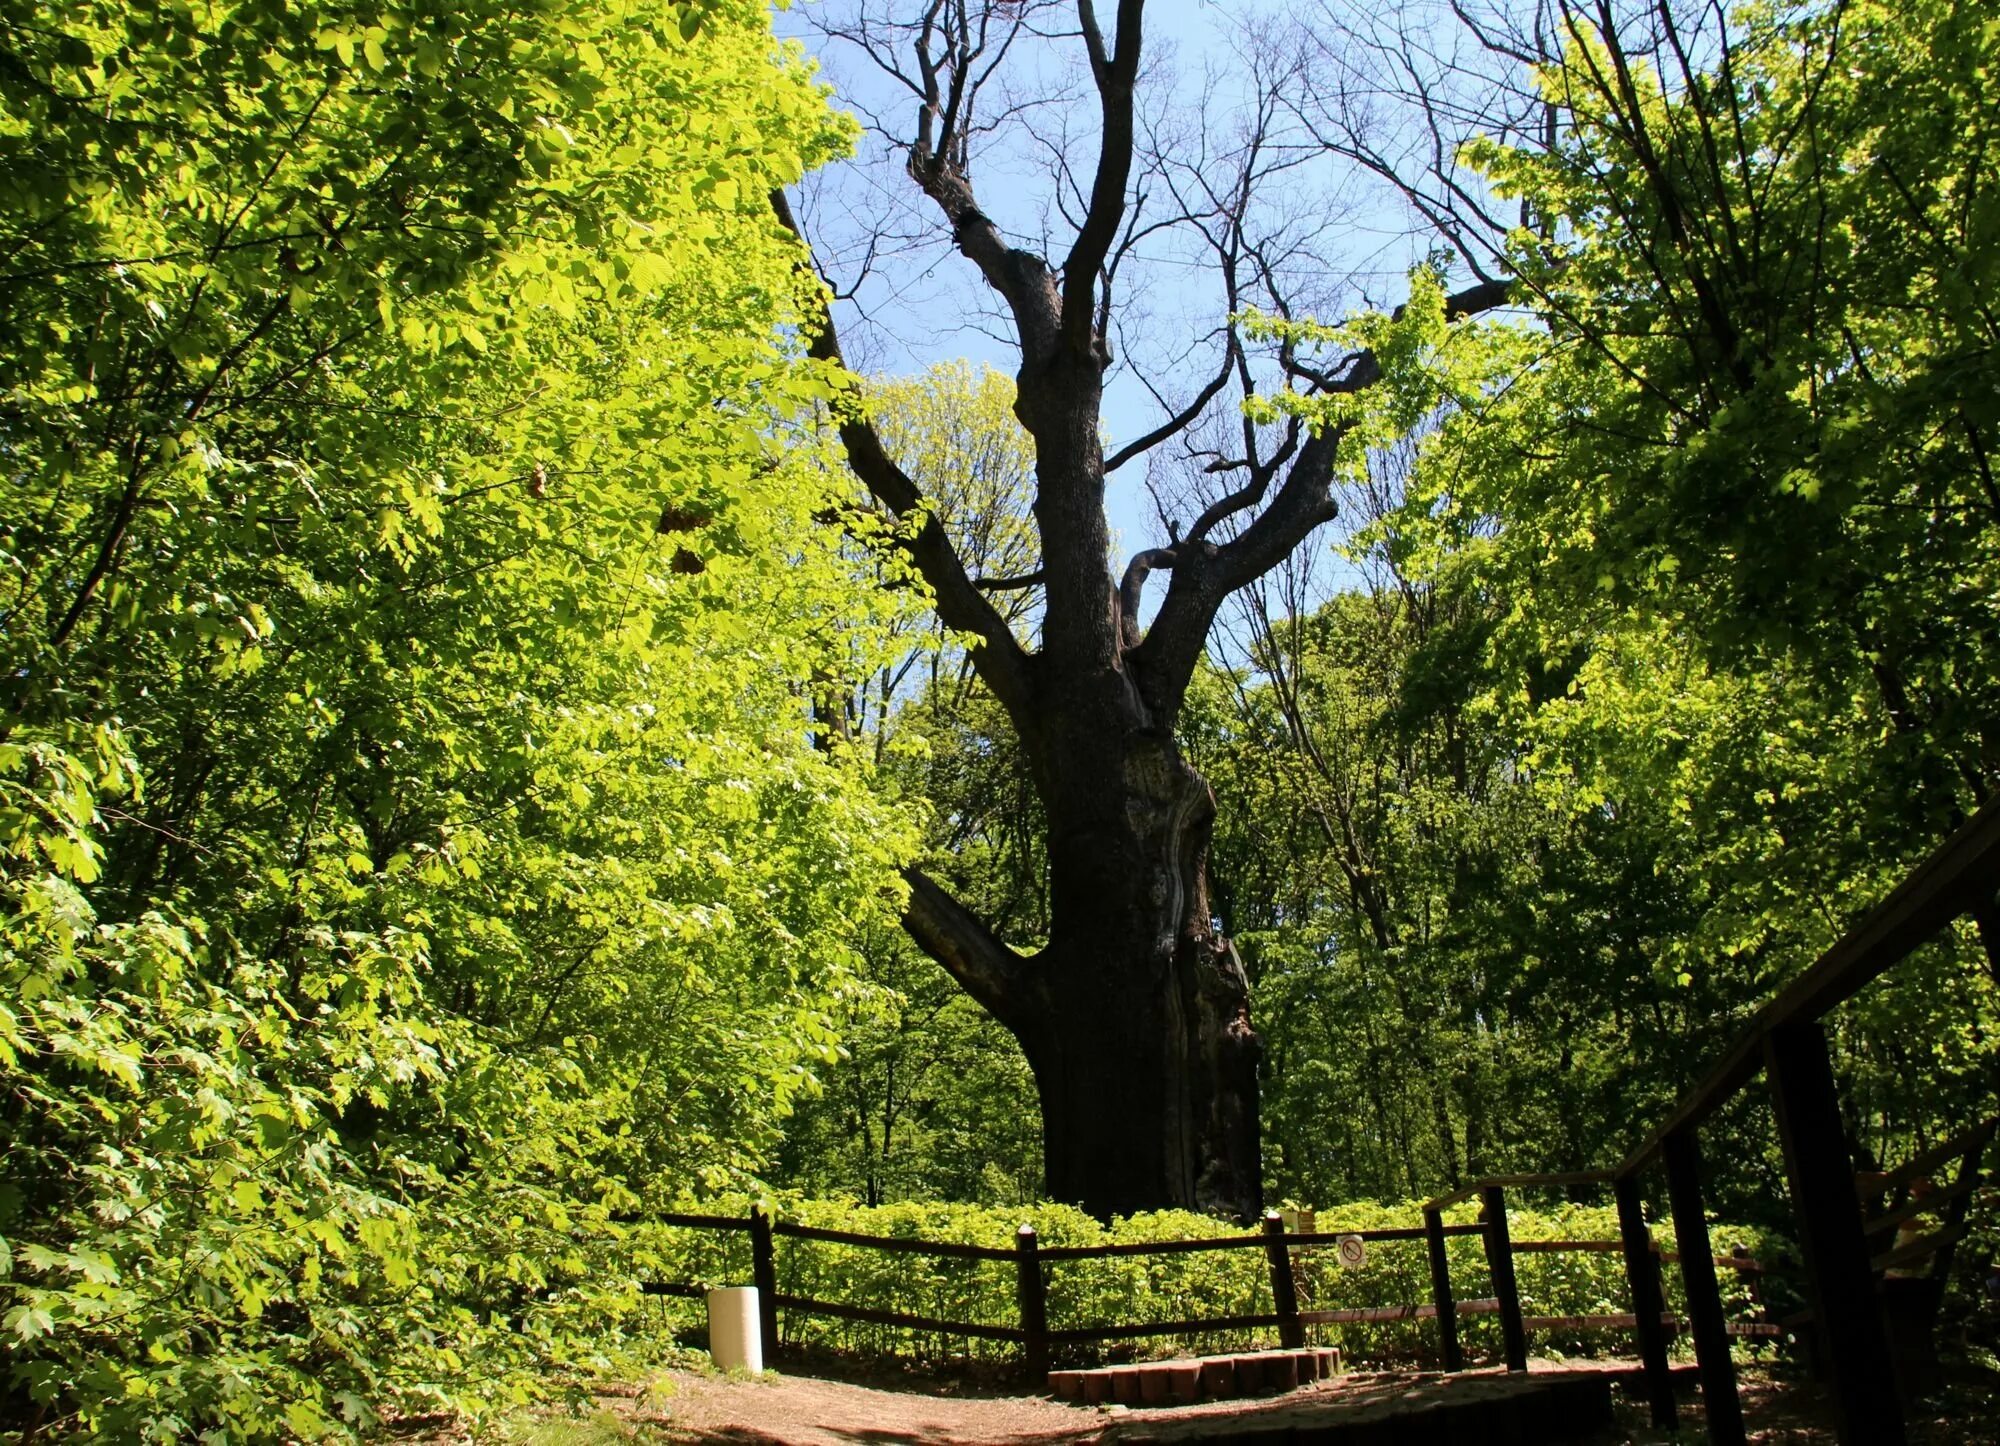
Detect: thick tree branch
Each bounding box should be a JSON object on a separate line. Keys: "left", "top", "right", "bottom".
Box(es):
{"left": 901, "top": 865, "right": 1035, "bottom": 1026}
{"left": 1117, "top": 546, "right": 1177, "bottom": 647}
{"left": 975, "top": 569, "right": 1045, "bottom": 592}
{"left": 773, "top": 190, "right": 1037, "bottom": 724}
{"left": 1130, "top": 275, "right": 1513, "bottom": 718}
{"left": 1062, "top": 0, "right": 1145, "bottom": 353}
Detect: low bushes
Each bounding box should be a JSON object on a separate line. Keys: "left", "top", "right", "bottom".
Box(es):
{"left": 639, "top": 1195, "right": 1785, "bottom": 1368}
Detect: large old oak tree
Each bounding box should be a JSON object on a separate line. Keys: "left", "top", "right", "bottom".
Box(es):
{"left": 779, "top": 0, "right": 1505, "bottom": 1219}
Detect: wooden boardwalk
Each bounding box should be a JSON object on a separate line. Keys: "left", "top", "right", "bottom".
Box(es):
{"left": 1091, "top": 1361, "right": 1676, "bottom": 1444}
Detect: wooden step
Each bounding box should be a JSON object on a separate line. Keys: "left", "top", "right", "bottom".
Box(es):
{"left": 1049, "top": 1347, "right": 1340, "bottom": 1406}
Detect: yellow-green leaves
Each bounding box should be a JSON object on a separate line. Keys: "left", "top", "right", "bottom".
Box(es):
{"left": 0, "top": 0, "right": 911, "bottom": 1438}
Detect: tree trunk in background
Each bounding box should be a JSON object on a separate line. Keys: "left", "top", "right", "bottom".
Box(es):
{"left": 1015, "top": 732, "right": 1262, "bottom": 1217}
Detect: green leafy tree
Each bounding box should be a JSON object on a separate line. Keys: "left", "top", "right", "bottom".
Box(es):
{"left": 1, "top": 0, "right": 920, "bottom": 1437}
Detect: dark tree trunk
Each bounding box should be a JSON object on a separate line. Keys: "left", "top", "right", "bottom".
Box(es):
{"left": 1015, "top": 731, "right": 1262, "bottom": 1218}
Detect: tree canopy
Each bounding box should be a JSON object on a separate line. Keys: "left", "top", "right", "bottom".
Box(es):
{"left": 5, "top": 0, "right": 2000, "bottom": 1433}
{"left": 2, "top": 0, "right": 921, "bottom": 1435}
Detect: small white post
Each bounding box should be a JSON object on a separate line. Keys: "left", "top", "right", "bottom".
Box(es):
{"left": 706, "top": 1286, "right": 763, "bottom": 1374}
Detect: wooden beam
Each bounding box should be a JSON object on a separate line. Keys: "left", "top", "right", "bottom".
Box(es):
{"left": 1015, "top": 1224, "right": 1050, "bottom": 1380}
{"left": 1263, "top": 1211, "right": 1306, "bottom": 1349}
{"left": 1424, "top": 1206, "right": 1463, "bottom": 1371}
{"left": 1616, "top": 1172, "right": 1678, "bottom": 1431}
{"left": 1662, "top": 1130, "right": 1745, "bottom": 1445}
{"left": 749, "top": 1205, "right": 780, "bottom": 1361}
{"left": 1481, "top": 1185, "right": 1529, "bottom": 1372}
{"left": 1765, "top": 1021, "right": 1905, "bottom": 1445}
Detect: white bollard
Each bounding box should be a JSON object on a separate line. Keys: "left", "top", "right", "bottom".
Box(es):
{"left": 706, "top": 1286, "right": 763, "bottom": 1375}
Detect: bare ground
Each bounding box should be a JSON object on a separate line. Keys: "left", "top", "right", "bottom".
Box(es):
{"left": 404, "top": 1356, "right": 2000, "bottom": 1443}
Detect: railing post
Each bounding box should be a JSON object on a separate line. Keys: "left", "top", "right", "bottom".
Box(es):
{"left": 1765, "top": 1020, "right": 1905, "bottom": 1445}
{"left": 1262, "top": 1211, "right": 1306, "bottom": 1349}
{"left": 1423, "top": 1206, "right": 1463, "bottom": 1372}
{"left": 1662, "top": 1130, "right": 1745, "bottom": 1446}
{"left": 1614, "top": 1171, "right": 1677, "bottom": 1430}
{"left": 748, "top": 1204, "right": 779, "bottom": 1362}
{"left": 1480, "top": 1185, "right": 1528, "bottom": 1372}
{"left": 1015, "top": 1224, "right": 1049, "bottom": 1382}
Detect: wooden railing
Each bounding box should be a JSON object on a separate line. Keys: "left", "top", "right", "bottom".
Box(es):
{"left": 1417, "top": 797, "right": 2000, "bottom": 1446}
{"left": 641, "top": 1208, "right": 1510, "bottom": 1379}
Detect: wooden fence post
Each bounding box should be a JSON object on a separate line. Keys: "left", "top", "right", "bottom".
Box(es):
{"left": 1481, "top": 1185, "right": 1528, "bottom": 1372}
{"left": 1015, "top": 1224, "right": 1049, "bottom": 1382}
{"left": 1765, "top": 1020, "right": 1905, "bottom": 1446}
{"left": 748, "top": 1204, "right": 779, "bottom": 1362}
{"left": 1614, "top": 1171, "right": 1677, "bottom": 1431}
{"left": 1423, "top": 1206, "right": 1463, "bottom": 1372}
{"left": 1662, "top": 1130, "right": 1745, "bottom": 1446}
{"left": 1262, "top": 1211, "right": 1306, "bottom": 1349}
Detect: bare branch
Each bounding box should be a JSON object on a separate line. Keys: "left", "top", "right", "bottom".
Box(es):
{"left": 774, "top": 189, "right": 1038, "bottom": 723}
{"left": 1062, "top": 0, "right": 1146, "bottom": 354}
{"left": 1103, "top": 357, "right": 1232, "bottom": 473}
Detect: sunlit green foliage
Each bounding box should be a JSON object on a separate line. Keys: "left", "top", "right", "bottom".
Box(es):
{"left": 1, "top": 0, "right": 919, "bottom": 1437}
{"left": 1188, "top": 0, "right": 2000, "bottom": 1227}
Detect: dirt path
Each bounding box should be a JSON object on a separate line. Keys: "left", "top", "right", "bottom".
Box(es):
{"left": 648, "top": 1368, "right": 1102, "bottom": 1444}
{"left": 438, "top": 1359, "right": 1997, "bottom": 1443}
{"left": 596, "top": 1362, "right": 1632, "bottom": 1444}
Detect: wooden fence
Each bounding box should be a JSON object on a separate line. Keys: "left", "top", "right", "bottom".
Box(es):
{"left": 639, "top": 1204, "right": 1765, "bottom": 1382}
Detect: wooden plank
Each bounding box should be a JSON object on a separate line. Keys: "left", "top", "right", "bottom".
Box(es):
{"left": 771, "top": 1222, "right": 1015, "bottom": 1261}
{"left": 1870, "top": 1221, "right": 1969, "bottom": 1276}
{"left": 1659, "top": 1250, "right": 1771, "bottom": 1274}
{"left": 769, "top": 1293, "right": 1025, "bottom": 1342}
{"left": 1424, "top": 1205, "right": 1463, "bottom": 1372}
{"left": 1865, "top": 1173, "right": 1980, "bottom": 1241}
{"left": 1616, "top": 1172, "right": 1678, "bottom": 1431}
{"left": 1014, "top": 1225, "right": 1048, "bottom": 1380}
{"left": 1512, "top": 1239, "right": 1625, "bottom": 1254}
{"left": 1663, "top": 1129, "right": 1745, "bottom": 1446}
{"left": 1045, "top": 1313, "right": 1287, "bottom": 1344}
{"left": 655, "top": 1212, "right": 753, "bottom": 1231}
{"left": 1766, "top": 1021, "right": 1905, "bottom": 1446}
{"left": 1482, "top": 1185, "right": 1528, "bottom": 1372}
{"left": 1285, "top": 1224, "right": 1486, "bottom": 1245}
{"left": 1297, "top": 1296, "right": 1501, "bottom": 1326}
{"left": 1262, "top": 1212, "right": 1305, "bottom": 1349}
{"left": 1036, "top": 1232, "right": 1266, "bottom": 1260}
{"left": 640, "top": 1281, "right": 705, "bottom": 1299}
{"left": 1877, "top": 1117, "right": 1998, "bottom": 1198}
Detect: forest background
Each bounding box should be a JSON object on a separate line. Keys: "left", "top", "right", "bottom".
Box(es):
{"left": 3, "top": 0, "right": 1997, "bottom": 1439}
